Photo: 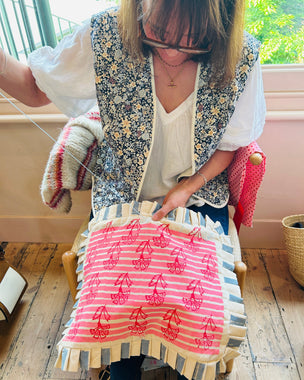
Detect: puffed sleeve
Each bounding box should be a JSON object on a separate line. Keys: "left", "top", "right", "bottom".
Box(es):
{"left": 27, "top": 19, "right": 97, "bottom": 117}
{"left": 218, "top": 58, "right": 266, "bottom": 151}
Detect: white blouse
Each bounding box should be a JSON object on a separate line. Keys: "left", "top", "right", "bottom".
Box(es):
{"left": 139, "top": 93, "right": 194, "bottom": 205}
{"left": 28, "top": 20, "right": 266, "bottom": 205}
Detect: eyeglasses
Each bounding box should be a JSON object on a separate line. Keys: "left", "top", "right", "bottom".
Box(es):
{"left": 140, "top": 23, "right": 212, "bottom": 55}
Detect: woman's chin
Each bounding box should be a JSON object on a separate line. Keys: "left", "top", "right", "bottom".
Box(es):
{"left": 157, "top": 49, "right": 189, "bottom": 63}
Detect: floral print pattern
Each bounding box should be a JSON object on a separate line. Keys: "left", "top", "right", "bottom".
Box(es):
{"left": 91, "top": 9, "right": 260, "bottom": 212}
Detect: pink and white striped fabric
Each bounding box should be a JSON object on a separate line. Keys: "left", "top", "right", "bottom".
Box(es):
{"left": 56, "top": 202, "right": 246, "bottom": 380}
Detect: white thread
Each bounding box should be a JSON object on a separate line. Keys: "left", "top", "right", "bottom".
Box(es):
{"left": 0, "top": 49, "right": 7, "bottom": 76}
{"left": 0, "top": 90, "right": 98, "bottom": 180}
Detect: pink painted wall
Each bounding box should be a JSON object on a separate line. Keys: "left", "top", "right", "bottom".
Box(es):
{"left": 239, "top": 65, "right": 304, "bottom": 248}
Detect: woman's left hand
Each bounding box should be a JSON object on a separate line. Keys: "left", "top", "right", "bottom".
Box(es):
{"left": 152, "top": 178, "right": 193, "bottom": 221}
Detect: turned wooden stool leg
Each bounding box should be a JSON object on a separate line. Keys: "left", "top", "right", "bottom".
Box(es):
{"left": 234, "top": 261, "right": 247, "bottom": 297}
{"left": 226, "top": 358, "right": 234, "bottom": 373}
{"left": 224, "top": 261, "right": 247, "bottom": 374}
{"left": 62, "top": 251, "right": 78, "bottom": 302}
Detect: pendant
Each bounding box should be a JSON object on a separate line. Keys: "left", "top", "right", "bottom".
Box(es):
{"left": 168, "top": 80, "right": 176, "bottom": 88}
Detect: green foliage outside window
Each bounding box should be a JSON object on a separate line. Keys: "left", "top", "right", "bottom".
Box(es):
{"left": 245, "top": 0, "right": 304, "bottom": 64}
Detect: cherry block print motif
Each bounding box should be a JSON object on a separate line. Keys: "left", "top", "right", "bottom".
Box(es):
{"left": 57, "top": 202, "right": 246, "bottom": 379}
{"left": 68, "top": 222, "right": 223, "bottom": 353}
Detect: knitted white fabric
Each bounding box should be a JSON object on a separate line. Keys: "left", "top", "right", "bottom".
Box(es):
{"left": 40, "top": 109, "right": 103, "bottom": 213}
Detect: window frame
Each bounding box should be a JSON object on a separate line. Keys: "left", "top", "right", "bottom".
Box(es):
{"left": 262, "top": 64, "right": 304, "bottom": 116}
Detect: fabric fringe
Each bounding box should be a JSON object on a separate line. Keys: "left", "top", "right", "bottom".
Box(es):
{"left": 56, "top": 201, "right": 246, "bottom": 380}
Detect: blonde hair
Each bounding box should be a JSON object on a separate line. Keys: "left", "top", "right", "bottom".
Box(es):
{"left": 118, "top": 0, "right": 142, "bottom": 58}
{"left": 118, "top": 0, "right": 245, "bottom": 86}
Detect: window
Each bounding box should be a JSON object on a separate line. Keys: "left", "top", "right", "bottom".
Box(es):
{"left": 245, "top": 0, "right": 304, "bottom": 64}
{"left": 0, "top": 0, "right": 116, "bottom": 63}
{"left": 1, "top": 0, "right": 303, "bottom": 65}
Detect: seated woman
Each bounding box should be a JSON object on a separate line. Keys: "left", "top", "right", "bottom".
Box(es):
{"left": 0, "top": 0, "right": 266, "bottom": 378}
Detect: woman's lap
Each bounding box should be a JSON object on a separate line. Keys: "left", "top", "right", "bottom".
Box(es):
{"left": 188, "top": 203, "right": 229, "bottom": 235}
{"left": 110, "top": 355, "right": 187, "bottom": 380}
{"left": 110, "top": 355, "right": 145, "bottom": 380}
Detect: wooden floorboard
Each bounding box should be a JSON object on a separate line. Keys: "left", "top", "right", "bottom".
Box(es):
{"left": 0, "top": 244, "right": 303, "bottom": 380}
{"left": 261, "top": 249, "right": 304, "bottom": 379}
{"left": 0, "top": 243, "right": 58, "bottom": 379}
{"left": 242, "top": 249, "right": 296, "bottom": 363}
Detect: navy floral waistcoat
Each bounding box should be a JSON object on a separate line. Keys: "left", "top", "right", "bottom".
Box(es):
{"left": 90, "top": 8, "right": 260, "bottom": 213}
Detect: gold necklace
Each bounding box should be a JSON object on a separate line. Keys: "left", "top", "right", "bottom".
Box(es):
{"left": 156, "top": 49, "right": 188, "bottom": 68}
{"left": 155, "top": 50, "right": 189, "bottom": 88}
